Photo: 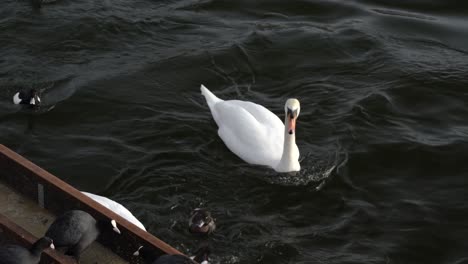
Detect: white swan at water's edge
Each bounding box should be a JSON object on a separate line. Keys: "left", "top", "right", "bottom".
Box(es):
{"left": 200, "top": 84, "right": 301, "bottom": 173}
{"left": 81, "top": 192, "right": 146, "bottom": 231}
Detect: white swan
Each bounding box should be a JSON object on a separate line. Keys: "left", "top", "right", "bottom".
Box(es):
{"left": 200, "top": 85, "right": 301, "bottom": 173}
{"left": 81, "top": 192, "right": 146, "bottom": 231}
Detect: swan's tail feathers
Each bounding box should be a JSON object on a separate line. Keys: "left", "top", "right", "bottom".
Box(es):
{"left": 200, "top": 84, "right": 222, "bottom": 109}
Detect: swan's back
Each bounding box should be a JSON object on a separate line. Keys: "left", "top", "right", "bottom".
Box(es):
{"left": 201, "top": 85, "right": 285, "bottom": 167}
{"left": 82, "top": 192, "right": 146, "bottom": 231}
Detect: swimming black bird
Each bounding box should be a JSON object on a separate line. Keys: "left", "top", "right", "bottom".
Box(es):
{"left": 133, "top": 244, "right": 211, "bottom": 264}
{"left": 13, "top": 89, "right": 41, "bottom": 106}
{"left": 45, "top": 210, "right": 121, "bottom": 261}
{"left": 0, "top": 237, "right": 55, "bottom": 264}
{"left": 188, "top": 208, "right": 216, "bottom": 235}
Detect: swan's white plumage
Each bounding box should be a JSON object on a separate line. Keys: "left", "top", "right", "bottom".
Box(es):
{"left": 82, "top": 192, "right": 146, "bottom": 231}
{"left": 201, "top": 85, "right": 300, "bottom": 172}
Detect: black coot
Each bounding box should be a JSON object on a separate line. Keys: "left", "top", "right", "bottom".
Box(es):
{"left": 0, "top": 236, "right": 54, "bottom": 264}
{"left": 12, "top": 89, "right": 41, "bottom": 106}
{"left": 45, "top": 210, "right": 120, "bottom": 261}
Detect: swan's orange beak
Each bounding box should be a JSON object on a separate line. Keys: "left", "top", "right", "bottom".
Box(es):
{"left": 288, "top": 117, "right": 296, "bottom": 135}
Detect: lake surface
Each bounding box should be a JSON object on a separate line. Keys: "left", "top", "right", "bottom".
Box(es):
{"left": 1, "top": 0, "right": 468, "bottom": 263}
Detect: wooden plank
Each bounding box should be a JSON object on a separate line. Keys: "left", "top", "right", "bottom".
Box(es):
{"left": 0, "top": 144, "right": 184, "bottom": 263}
{"left": 0, "top": 213, "right": 74, "bottom": 264}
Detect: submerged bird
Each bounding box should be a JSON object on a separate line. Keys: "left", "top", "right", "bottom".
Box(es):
{"left": 45, "top": 210, "right": 120, "bottom": 261}
{"left": 13, "top": 89, "right": 41, "bottom": 106}
{"left": 133, "top": 244, "right": 210, "bottom": 264}
{"left": 0, "top": 237, "right": 54, "bottom": 264}
{"left": 82, "top": 191, "right": 146, "bottom": 231}
{"left": 188, "top": 208, "right": 216, "bottom": 235}
{"left": 200, "top": 85, "right": 301, "bottom": 173}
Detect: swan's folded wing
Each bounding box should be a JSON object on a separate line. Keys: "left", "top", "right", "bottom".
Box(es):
{"left": 227, "top": 100, "right": 284, "bottom": 131}
{"left": 214, "top": 101, "right": 282, "bottom": 166}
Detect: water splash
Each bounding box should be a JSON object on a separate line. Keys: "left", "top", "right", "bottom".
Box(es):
{"left": 262, "top": 146, "right": 348, "bottom": 188}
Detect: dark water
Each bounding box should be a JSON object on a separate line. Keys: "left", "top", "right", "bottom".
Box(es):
{"left": 2, "top": 0, "right": 468, "bottom": 263}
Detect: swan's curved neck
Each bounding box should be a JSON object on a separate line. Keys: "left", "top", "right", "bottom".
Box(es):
{"left": 275, "top": 117, "right": 299, "bottom": 172}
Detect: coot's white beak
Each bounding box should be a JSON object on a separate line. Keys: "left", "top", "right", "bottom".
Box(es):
{"left": 133, "top": 246, "right": 143, "bottom": 256}
{"left": 111, "top": 220, "right": 121, "bottom": 234}
{"left": 13, "top": 92, "right": 21, "bottom": 105}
